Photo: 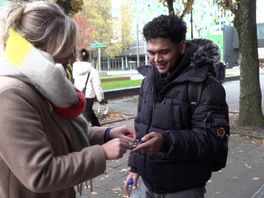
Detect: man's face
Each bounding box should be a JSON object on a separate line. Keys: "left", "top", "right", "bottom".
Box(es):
{"left": 147, "top": 38, "right": 186, "bottom": 74}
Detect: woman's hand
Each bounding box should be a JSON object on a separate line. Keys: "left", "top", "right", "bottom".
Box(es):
{"left": 101, "top": 138, "right": 131, "bottom": 160}
{"left": 109, "top": 125, "right": 136, "bottom": 142}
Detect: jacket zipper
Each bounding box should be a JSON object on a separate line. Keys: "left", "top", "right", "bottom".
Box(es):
{"left": 144, "top": 95, "right": 157, "bottom": 179}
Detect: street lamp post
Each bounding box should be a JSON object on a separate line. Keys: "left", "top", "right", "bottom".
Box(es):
{"left": 136, "top": 24, "right": 140, "bottom": 67}
{"left": 89, "top": 42, "right": 106, "bottom": 71}
{"left": 191, "top": 10, "right": 194, "bottom": 39}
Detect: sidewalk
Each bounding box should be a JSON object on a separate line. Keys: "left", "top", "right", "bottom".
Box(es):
{"left": 76, "top": 97, "right": 264, "bottom": 198}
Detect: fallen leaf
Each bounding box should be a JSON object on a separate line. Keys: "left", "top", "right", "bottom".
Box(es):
{"left": 120, "top": 168, "right": 129, "bottom": 173}
{"left": 91, "top": 191, "right": 98, "bottom": 195}
{"left": 245, "top": 163, "right": 252, "bottom": 168}
{"left": 112, "top": 187, "right": 122, "bottom": 192}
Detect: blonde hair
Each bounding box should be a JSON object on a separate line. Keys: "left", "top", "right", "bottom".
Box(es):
{"left": 1, "top": 1, "right": 76, "bottom": 59}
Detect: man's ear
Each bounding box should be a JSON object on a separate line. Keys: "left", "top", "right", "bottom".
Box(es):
{"left": 179, "top": 41, "right": 187, "bottom": 54}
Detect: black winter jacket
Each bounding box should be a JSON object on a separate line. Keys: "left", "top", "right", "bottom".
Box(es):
{"left": 128, "top": 40, "right": 230, "bottom": 193}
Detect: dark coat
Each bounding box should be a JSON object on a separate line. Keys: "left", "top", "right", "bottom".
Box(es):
{"left": 128, "top": 40, "right": 229, "bottom": 193}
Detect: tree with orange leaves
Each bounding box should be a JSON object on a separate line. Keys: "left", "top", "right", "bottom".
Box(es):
{"left": 74, "top": 12, "right": 91, "bottom": 51}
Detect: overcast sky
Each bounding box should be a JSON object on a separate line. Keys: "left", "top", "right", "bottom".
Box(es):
{"left": 257, "top": 0, "right": 264, "bottom": 23}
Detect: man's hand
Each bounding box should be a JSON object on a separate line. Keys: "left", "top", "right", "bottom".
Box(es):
{"left": 124, "top": 172, "right": 140, "bottom": 196}
{"left": 132, "top": 132, "right": 163, "bottom": 154}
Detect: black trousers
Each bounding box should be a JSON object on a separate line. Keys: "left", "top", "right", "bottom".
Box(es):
{"left": 83, "top": 98, "right": 101, "bottom": 126}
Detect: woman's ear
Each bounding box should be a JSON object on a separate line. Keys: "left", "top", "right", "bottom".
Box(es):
{"left": 179, "top": 41, "right": 187, "bottom": 55}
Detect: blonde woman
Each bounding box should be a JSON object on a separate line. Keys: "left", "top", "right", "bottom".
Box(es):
{"left": 0, "top": 1, "right": 135, "bottom": 198}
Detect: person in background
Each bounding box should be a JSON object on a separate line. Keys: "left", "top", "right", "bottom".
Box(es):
{"left": 125, "top": 14, "right": 229, "bottom": 198}
{"left": 0, "top": 2, "right": 135, "bottom": 198}
{"left": 73, "top": 48, "right": 107, "bottom": 126}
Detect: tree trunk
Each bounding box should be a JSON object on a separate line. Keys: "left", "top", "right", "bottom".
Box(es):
{"left": 166, "top": 0, "right": 175, "bottom": 15}
{"left": 234, "top": 0, "right": 264, "bottom": 126}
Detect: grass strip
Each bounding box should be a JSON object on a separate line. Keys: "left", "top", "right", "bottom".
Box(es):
{"left": 102, "top": 79, "right": 142, "bottom": 90}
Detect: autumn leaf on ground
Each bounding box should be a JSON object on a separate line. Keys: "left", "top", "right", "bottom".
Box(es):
{"left": 120, "top": 168, "right": 129, "bottom": 173}
{"left": 91, "top": 191, "right": 98, "bottom": 195}
{"left": 245, "top": 163, "right": 252, "bottom": 168}
{"left": 112, "top": 187, "right": 122, "bottom": 192}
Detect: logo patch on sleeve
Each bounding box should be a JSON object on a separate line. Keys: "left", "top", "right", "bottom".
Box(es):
{"left": 217, "top": 127, "right": 226, "bottom": 138}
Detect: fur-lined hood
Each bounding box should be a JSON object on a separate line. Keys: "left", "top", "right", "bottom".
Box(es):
{"left": 190, "top": 38, "right": 221, "bottom": 76}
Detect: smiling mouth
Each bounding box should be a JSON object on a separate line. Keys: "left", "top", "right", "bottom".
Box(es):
{"left": 156, "top": 64, "right": 166, "bottom": 69}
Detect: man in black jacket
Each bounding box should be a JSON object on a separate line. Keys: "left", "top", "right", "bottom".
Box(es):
{"left": 125, "top": 15, "right": 229, "bottom": 198}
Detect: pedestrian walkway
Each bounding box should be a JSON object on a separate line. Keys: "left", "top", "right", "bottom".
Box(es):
{"left": 77, "top": 96, "right": 264, "bottom": 198}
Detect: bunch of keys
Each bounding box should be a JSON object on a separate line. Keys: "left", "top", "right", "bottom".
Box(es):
{"left": 129, "top": 139, "right": 142, "bottom": 149}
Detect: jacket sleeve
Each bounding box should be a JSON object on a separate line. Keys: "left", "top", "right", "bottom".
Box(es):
{"left": 0, "top": 83, "right": 106, "bottom": 193}
{"left": 128, "top": 79, "right": 146, "bottom": 172}
{"left": 162, "top": 79, "right": 229, "bottom": 161}
{"left": 89, "top": 126, "right": 107, "bottom": 145}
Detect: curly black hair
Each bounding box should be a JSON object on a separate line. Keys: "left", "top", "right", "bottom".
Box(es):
{"left": 143, "top": 15, "right": 187, "bottom": 43}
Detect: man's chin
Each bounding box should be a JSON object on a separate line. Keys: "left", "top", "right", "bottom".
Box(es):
{"left": 157, "top": 68, "right": 168, "bottom": 74}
